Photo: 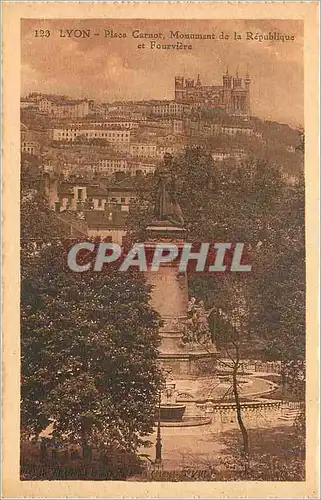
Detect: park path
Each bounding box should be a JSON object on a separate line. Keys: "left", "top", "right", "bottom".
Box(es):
{"left": 140, "top": 424, "right": 224, "bottom": 470}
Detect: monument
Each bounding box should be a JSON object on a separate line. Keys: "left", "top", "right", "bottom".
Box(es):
{"left": 145, "top": 154, "right": 217, "bottom": 378}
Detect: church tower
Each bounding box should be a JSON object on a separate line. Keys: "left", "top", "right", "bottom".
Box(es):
{"left": 222, "top": 69, "right": 233, "bottom": 114}
{"left": 174, "top": 76, "right": 185, "bottom": 102}
{"left": 244, "top": 72, "right": 251, "bottom": 116}
{"left": 233, "top": 71, "right": 243, "bottom": 88}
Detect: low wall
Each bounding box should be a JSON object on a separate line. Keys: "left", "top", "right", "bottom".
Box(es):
{"left": 216, "top": 359, "right": 282, "bottom": 374}
{"left": 196, "top": 400, "right": 303, "bottom": 426}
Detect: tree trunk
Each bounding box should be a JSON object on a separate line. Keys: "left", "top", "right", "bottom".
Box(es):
{"left": 40, "top": 438, "right": 48, "bottom": 463}
{"left": 232, "top": 346, "right": 249, "bottom": 473}
{"left": 80, "top": 421, "right": 92, "bottom": 462}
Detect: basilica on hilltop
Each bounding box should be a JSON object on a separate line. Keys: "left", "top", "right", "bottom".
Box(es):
{"left": 174, "top": 70, "right": 251, "bottom": 117}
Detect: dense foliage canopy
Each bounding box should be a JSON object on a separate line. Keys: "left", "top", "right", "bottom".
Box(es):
{"left": 21, "top": 165, "right": 163, "bottom": 452}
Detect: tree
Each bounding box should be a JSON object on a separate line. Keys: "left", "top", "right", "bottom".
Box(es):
{"left": 20, "top": 164, "right": 71, "bottom": 243}
{"left": 213, "top": 280, "right": 252, "bottom": 466}
{"left": 21, "top": 244, "right": 163, "bottom": 453}
{"left": 295, "top": 131, "right": 305, "bottom": 153}
{"left": 175, "top": 148, "right": 305, "bottom": 399}
{"left": 74, "top": 134, "right": 89, "bottom": 145}
{"left": 252, "top": 174, "right": 305, "bottom": 400}
{"left": 21, "top": 165, "right": 163, "bottom": 459}
{"left": 183, "top": 288, "right": 252, "bottom": 470}
{"left": 89, "top": 137, "right": 109, "bottom": 147}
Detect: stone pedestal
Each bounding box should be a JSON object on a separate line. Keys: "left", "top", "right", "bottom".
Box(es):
{"left": 145, "top": 223, "right": 217, "bottom": 377}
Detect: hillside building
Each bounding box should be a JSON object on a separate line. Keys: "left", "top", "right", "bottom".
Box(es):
{"left": 174, "top": 71, "right": 251, "bottom": 117}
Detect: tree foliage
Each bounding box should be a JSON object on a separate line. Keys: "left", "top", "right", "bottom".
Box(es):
{"left": 21, "top": 165, "right": 163, "bottom": 453}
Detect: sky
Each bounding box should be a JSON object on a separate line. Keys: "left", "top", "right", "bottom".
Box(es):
{"left": 21, "top": 19, "right": 304, "bottom": 127}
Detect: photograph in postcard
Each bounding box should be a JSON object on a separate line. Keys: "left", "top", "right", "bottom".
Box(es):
{"left": 20, "top": 19, "right": 305, "bottom": 481}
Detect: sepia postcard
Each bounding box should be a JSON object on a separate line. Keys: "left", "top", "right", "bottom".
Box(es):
{"left": 2, "top": 2, "right": 320, "bottom": 498}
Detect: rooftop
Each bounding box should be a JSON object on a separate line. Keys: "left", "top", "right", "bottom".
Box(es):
{"left": 42, "top": 95, "right": 88, "bottom": 105}
{"left": 53, "top": 124, "right": 131, "bottom": 131}
{"left": 222, "top": 121, "right": 254, "bottom": 129}
{"left": 84, "top": 210, "right": 128, "bottom": 229}
{"left": 107, "top": 178, "right": 136, "bottom": 191}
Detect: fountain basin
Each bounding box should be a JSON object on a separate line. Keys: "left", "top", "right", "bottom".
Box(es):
{"left": 157, "top": 404, "right": 186, "bottom": 421}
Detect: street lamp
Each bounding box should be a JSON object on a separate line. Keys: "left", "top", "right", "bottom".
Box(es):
{"left": 155, "top": 390, "right": 162, "bottom": 465}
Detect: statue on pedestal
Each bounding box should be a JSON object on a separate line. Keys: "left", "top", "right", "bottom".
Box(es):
{"left": 154, "top": 154, "right": 184, "bottom": 227}
{"left": 145, "top": 155, "right": 217, "bottom": 376}
{"left": 183, "top": 297, "right": 213, "bottom": 345}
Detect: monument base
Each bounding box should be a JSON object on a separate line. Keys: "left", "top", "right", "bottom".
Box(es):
{"left": 144, "top": 222, "right": 218, "bottom": 378}
{"left": 159, "top": 352, "right": 217, "bottom": 377}
{"left": 158, "top": 330, "right": 217, "bottom": 377}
